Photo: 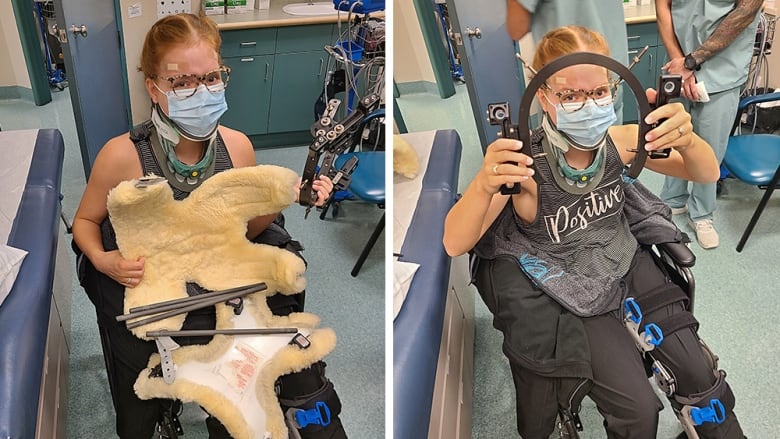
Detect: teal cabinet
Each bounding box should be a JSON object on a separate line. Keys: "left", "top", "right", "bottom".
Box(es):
{"left": 222, "top": 54, "right": 274, "bottom": 135}
{"left": 221, "top": 27, "right": 276, "bottom": 57}
{"left": 221, "top": 27, "right": 276, "bottom": 135}
{"left": 276, "top": 24, "right": 333, "bottom": 53}
{"left": 269, "top": 24, "right": 333, "bottom": 133}
{"left": 623, "top": 22, "right": 663, "bottom": 123}
{"left": 268, "top": 51, "right": 328, "bottom": 132}
{"left": 220, "top": 23, "right": 334, "bottom": 138}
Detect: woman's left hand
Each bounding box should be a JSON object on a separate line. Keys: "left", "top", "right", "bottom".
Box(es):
{"left": 312, "top": 175, "right": 334, "bottom": 207}
{"left": 643, "top": 89, "right": 695, "bottom": 154}
{"left": 295, "top": 175, "right": 334, "bottom": 207}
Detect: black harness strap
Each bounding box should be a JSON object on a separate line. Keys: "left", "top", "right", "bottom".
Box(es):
{"left": 634, "top": 283, "right": 690, "bottom": 315}
{"left": 654, "top": 312, "right": 700, "bottom": 338}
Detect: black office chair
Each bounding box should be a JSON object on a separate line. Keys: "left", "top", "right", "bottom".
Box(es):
{"left": 720, "top": 91, "right": 780, "bottom": 252}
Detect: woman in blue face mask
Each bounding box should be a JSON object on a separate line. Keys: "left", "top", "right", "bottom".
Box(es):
{"left": 71, "top": 12, "right": 347, "bottom": 439}
{"left": 444, "top": 25, "right": 746, "bottom": 438}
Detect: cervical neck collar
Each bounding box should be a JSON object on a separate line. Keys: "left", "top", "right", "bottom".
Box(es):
{"left": 150, "top": 105, "right": 217, "bottom": 191}
{"left": 540, "top": 119, "right": 608, "bottom": 194}
{"left": 554, "top": 144, "right": 604, "bottom": 183}
{"left": 152, "top": 102, "right": 219, "bottom": 143}
{"left": 541, "top": 112, "right": 607, "bottom": 153}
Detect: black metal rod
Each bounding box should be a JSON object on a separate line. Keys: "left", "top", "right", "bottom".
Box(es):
{"left": 118, "top": 283, "right": 267, "bottom": 322}
{"left": 124, "top": 285, "right": 266, "bottom": 330}
{"left": 146, "top": 328, "right": 299, "bottom": 338}
{"left": 127, "top": 282, "right": 267, "bottom": 314}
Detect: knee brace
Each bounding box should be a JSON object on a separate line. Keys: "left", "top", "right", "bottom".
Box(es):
{"left": 622, "top": 289, "right": 734, "bottom": 438}
{"left": 670, "top": 367, "right": 735, "bottom": 439}
{"left": 622, "top": 283, "right": 696, "bottom": 355}
{"left": 276, "top": 361, "right": 346, "bottom": 439}
{"left": 649, "top": 342, "right": 732, "bottom": 439}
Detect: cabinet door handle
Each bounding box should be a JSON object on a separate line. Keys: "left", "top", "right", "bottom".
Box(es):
{"left": 240, "top": 41, "right": 257, "bottom": 47}
{"left": 628, "top": 49, "right": 640, "bottom": 55}
{"left": 627, "top": 35, "right": 641, "bottom": 41}
{"left": 240, "top": 57, "right": 255, "bottom": 62}
{"left": 318, "top": 58, "right": 324, "bottom": 77}
{"left": 265, "top": 63, "right": 270, "bottom": 81}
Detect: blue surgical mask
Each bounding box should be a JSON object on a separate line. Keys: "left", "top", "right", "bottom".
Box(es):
{"left": 554, "top": 100, "right": 617, "bottom": 150}
{"left": 165, "top": 84, "right": 228, "bottom": 140}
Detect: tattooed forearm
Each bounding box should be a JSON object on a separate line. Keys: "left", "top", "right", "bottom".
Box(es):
{"left": 693, "top": 0, "right": 763, "bottom": 63}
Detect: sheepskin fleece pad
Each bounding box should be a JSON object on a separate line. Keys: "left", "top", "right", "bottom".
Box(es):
{"left": 393, "top": 134, "right": 419, "bottom": 179}
{"left": 107, "top": 165, "right": 307, "bottom": 339}
{"left": 107, "top": 165, "right": 337, "bottom": 438}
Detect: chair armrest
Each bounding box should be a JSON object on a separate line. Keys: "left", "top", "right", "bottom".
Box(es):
{"left": 655, "top": 241, "right": 695, "bottom": 268}
{"left": 738, "top": 92, "right": 780, "bottom": 111}
{"left": 730, "top": 92, "right": 780, "bottom": 135}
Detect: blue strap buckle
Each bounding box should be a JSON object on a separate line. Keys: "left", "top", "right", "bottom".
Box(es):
{"left": 295, "top": 401, "right": 332, "bottom": 429}
{"left": 624, "top": 298, "right": 663, "bottom": 351}
{"left": 690, "top": 399, "right": 726, "bottom": 425}
{"left": 624, "top": 297, "right": 642, "bottom": 324}
{"left": 643, "top": 323, "right": 664, "bottom": 347}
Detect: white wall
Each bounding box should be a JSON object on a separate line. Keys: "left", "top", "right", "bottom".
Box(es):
{"left": 119, "top": 0, "right": 202, "bottom": 125}
{"left": 0, "top": 1, "right": 200, "bottom": 114}
{"left": 394, "top": 0, "right": 435, "bottom": 84}
{"left": 0, "top": 2, "right": 32, "bottom": 89}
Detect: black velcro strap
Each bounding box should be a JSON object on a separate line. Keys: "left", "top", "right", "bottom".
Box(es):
{"left": 672, "top": 370, "right": 735, "bottom": 414}
{"left": 654, "top": 311, "right": 699, "bottom": 337}
{"left": 129, "top": 120, "right": 153, "bottom": 142}
{"left": 277, "top": 368, "right": 343, "bottom": 438}
{"left": 277, "top": 362, "right": 342, "bottom": 428}
{"left": 635, "top": 283, "right": 689, "bottom": 315}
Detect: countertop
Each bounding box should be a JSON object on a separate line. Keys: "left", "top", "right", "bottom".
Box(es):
{"left": 211, "top": 0, "right": 384, "bottom": 30}
{"left": 623, "top": 3, "right": 657, "bottom": 24}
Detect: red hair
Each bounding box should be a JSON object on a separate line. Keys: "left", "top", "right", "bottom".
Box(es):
{"left": 139, "top": 13, "right": 221, "bottom": 78}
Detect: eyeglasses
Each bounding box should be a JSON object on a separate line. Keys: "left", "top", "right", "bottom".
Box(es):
{"left": 153, "top": 66, "right": 231, "bottom": 98}
{"left": 542, "top": 82, "right": 617, "bottom": 113}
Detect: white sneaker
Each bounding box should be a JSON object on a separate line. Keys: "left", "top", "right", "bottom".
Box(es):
{"left": 688, "top": 218, "right": 719, "bottom": 249}
{"left": 670, "top": 205, "right": 688, "bottom": 215}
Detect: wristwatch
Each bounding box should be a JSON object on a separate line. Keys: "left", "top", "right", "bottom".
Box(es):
{"left": 684, "top": 53, "right": 702, "bottom": 71}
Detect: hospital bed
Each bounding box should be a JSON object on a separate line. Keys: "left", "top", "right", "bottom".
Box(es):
{"left": 393, "top": 129, "right": 474, "bottom": 439}
{"left": 0, "top": 129, "right": 70, "bottom": 439}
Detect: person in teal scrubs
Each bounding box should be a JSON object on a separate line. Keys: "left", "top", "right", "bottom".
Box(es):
{"left": 506, "top": 0, "right": 628, "bottom": 123}
{"left": 655, "top": 0, "right": 762, "bottom": 249}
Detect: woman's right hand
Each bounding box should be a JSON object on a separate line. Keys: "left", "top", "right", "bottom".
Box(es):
{"left": 477, "top": 139, "right": 535, "bottom": 194}
{"left": 93, "top": 250, "right": 145, "bottom": 288}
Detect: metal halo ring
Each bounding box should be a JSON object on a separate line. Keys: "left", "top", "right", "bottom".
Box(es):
{"left": 678, "top": 126, "right": 685, "bottom": 136}
{"left": 516, "top": 52, "right": 653, "bottom": 180}
{"left": 492, "top": 164, "right": 499, "bottom": 175}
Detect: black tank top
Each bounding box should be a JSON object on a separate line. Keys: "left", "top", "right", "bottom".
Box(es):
{"left": 100, "top": 121, "right": 233, "bottom": 251}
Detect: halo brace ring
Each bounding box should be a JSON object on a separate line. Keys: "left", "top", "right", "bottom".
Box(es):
{"left": 490, "top": 52, "right": 654, "bottom": 194}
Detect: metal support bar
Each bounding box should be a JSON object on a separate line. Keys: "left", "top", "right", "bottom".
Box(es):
{"left": 123, "top": 282, "right": 266, "bottom": 316}
{"left": 146, "top": 328, "right": 299, "bottom": 338}
{"left": 120, "top": 283, "right": 267, "bottom": 330}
